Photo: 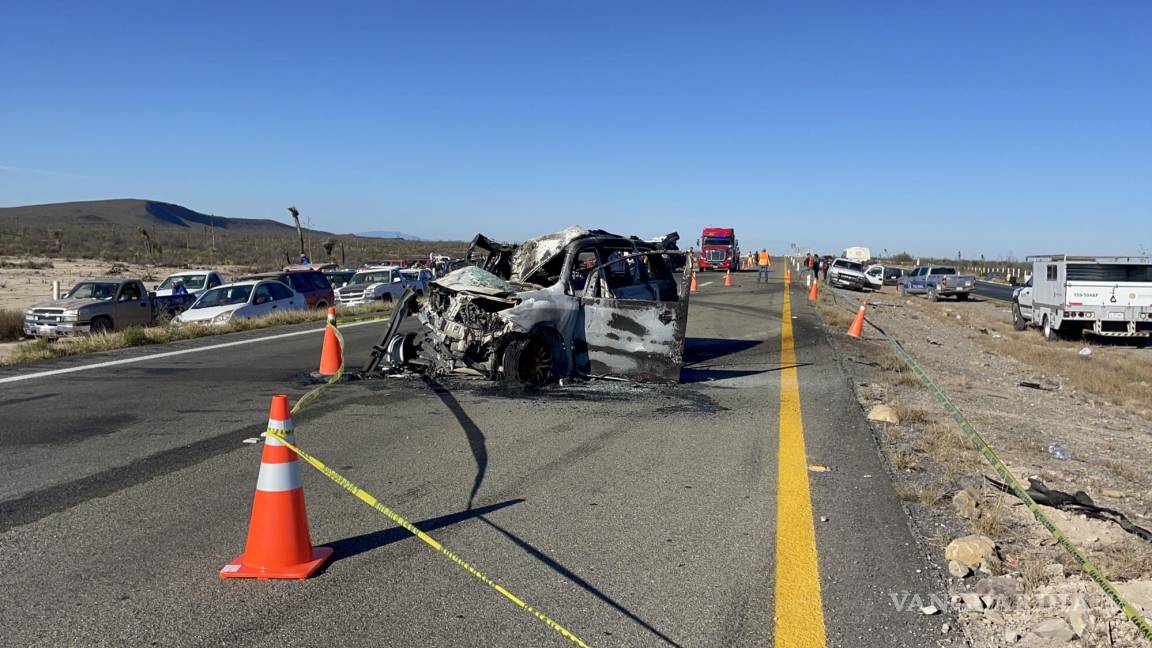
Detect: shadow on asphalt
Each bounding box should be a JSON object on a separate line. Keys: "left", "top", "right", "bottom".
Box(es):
{"left": 424, "top": 376, "right": 488, "bottom": 509}
{"left": 323, "top": 499, "right": 524, "bottom": 564}
{"left": 679, "top": 362, "right": 811, "bottom": 384}
{"left": 423, "top": 377, "right": 686, "bottom": 647}
{"left": 682, "top": 337, "right": 761, "bottom": 364}
{"left": 479, "top": 516, "right": 685, "bottom": 648}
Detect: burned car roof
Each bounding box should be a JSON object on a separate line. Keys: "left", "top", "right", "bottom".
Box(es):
{"left": 511, "top": 226, "right": 609, "bottom": 283}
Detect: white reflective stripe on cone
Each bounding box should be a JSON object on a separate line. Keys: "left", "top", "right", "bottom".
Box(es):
{"left": 256, "top": 461, "right": 302, "bottom": 492}
{"left": 267, "top": 419, "right": 294, "bottom": 431}
{"left": 263, "top": 432, "right": 296, "bottom": 447}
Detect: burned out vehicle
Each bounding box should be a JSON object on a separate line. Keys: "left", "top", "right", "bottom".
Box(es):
{"left": 369, "top": 226, "right": 691, "bottom": 385}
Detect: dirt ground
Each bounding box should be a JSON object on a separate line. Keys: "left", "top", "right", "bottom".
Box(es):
{"left": 0, "top": 256, "right": 253, "bottom": 311}
{"left": 811, "top": 277, "right": 1152, "bottom": 647}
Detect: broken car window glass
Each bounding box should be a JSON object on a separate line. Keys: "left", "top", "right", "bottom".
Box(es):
{"left": 569, "top": 250, "right": 598, "bottom": 292}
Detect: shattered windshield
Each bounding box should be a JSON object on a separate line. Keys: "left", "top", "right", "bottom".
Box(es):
{"left": 158, "top": 274, "right": 206, "bottom": 290}
{"left": 350, "top": 271, "right": 394, "bottom": 285}
{"left": 702, "top": 236, "right": 733, "bottom": 245}
{"left": 65, "top": 282, "right": 119, "bottom": 301}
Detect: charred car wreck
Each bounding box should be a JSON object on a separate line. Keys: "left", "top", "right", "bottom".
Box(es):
{"left": 367, "top": 226, "right": 691, "bottom": 385}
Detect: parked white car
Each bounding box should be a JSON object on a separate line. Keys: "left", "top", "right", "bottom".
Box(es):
{"left": 174, "top": 280, "right": 305, "bottom": 325}
{"left": 863, "top": 265, "right": 885, "bottom": 290}
{"left": 335, "top": 266, "right": 420, "bottom": 306}
{"left": 154, "top": 270, "right": 225, "bottom": 297}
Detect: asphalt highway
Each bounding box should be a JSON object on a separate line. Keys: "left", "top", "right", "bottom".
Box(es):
{"left": 0, "top": 273, "right": 945, "bottom": 647}
{"left": 972, "top": 281, "right": 1016, "bottom": 302}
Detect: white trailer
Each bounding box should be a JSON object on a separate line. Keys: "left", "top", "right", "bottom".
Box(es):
{"left": 1012, "top": 255, "right": 1152, "bottom": 341}
{"left": 842, "top": 246, "right": 871, "bottom": 263}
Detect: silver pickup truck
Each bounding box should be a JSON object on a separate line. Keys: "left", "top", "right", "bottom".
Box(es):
{"left": 898, "top": 265, "right": 977, "bottom": 301}
{"left": 23, "top": 277, "right": 196, "bottom": 338}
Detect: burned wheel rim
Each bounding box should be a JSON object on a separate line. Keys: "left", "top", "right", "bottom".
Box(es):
{"left": 385, "top": 333, "right": 417, "bottom": 366}
{"left": 502, "top": 336, "right": 556, "bottom": 387}
{"left": 520, "top": 338, "right": 553, "bottom": 386}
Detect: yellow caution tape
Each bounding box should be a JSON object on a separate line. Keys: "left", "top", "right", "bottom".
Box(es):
{"left": 272, "top": 318, "right": 592, "bottom": 647}
{"left": 267, "top": 427, "right": 591, "bottom": 647}
{"left": 824, "top": 292, "right": 1152, "bottom": 641}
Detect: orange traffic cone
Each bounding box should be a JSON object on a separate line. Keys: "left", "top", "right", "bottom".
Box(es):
{"left": 690, "top": 272, "right": 698, "bottom": 293}
{"left": 847, "top": 301, "right": 867, "bottom": 338}
{"left": 318, "top": 307, "right": 342, "bottom": 376}
{"left": 724, "top": 270, "right": 732, "bottom": 287}
{"left": 808, "top": 278, "right": 819, "bottom": 301}
{"left": 221, "top": 395, "right": 332, "bottom": 580}
{"left": 785, "top": 269, "right": 792, "bottom": 286}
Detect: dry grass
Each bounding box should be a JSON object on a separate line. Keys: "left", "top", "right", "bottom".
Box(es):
{"left": 1101, "top": 457, "right": 1149, "bottom": 488}
{"left": 816, "top": 303, "right": 855, "bottom": 329}
{"left": 891, "top": 401, "right": 931, "bottom": 425}
{"left": 922, "top": 301, "right": 1152, "bottom": 417}
{"left": 974, "top": 491, "right": 1010, "bottom": 538}
{"left": 6, "top": 303, "right": 392, "bottom": 364}
{"left": 0, "top": 259, "right": 54, "bottom": 269}
{"left": 1091, "top": 542, "right": 1152, "bottom": 580}
{"left": 890, "top": 449, "right": 917, "bottom": 471}
{"left": 897, "top": 480, "right": 948, "bottom": 507}
{"left": 0, "top": 308, "right": 23, "bottom": 342}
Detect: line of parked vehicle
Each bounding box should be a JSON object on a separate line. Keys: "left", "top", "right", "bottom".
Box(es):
{"left": 814, "top": 252, "right": 1152, "bottom": 343}
{"left": 814, "top": 255, "right": 977, "bottom": 302}
{"left": 21, "top": 263, "right": 437, "bottom": 339}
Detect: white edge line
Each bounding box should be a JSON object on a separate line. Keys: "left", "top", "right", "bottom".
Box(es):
{"left": 700, "top": 281, "right": 715, "bottom": 287}
{"left": 0, "top": 318, "right": 386, "bottom": 385}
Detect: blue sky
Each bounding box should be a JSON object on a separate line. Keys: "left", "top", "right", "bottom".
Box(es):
{"left": 2, "top": 1, "right": 1149, "bottom": 257}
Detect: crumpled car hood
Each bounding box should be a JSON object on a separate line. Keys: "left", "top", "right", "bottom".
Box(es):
{"left": 27, "top": 298, "right": 107, "bottom": 310}
{"left": 433, "top": 266, "right": 519, "bottom": 296}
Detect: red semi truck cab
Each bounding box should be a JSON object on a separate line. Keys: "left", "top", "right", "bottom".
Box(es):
{"left": 697, "top": 227, "right": 740, "bottom": 271}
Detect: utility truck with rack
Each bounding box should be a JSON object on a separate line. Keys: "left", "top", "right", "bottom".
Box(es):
{"left": 1012, "top": 255, "right": 1152, "bottom": 341}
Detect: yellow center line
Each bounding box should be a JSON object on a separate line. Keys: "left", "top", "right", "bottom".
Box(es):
{"left": 773, "top": 286, "right": 828, "bottom": 647}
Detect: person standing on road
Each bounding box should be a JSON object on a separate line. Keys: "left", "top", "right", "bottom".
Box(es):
{"left": 757, "top": 248, "right": 770, "bottom": 283}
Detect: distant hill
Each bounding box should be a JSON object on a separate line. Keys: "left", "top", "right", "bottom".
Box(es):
{"left": 0, "top": 199, "right": 326, "bottom": 234}
{"left": 0, "top": 199, "right": 466, "bottom": 269}
{"left": 356, "top": 230, "right": 423, "bottom": 240}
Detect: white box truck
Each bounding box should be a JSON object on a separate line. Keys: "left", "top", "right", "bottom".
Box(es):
{"left": 1012, "top": 255, "right": 1152, "bottom": 341}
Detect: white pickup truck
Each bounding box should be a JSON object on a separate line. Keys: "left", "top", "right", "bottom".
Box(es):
{"left": 335, "top": 266, "right": 425, "bottom": 307}
{"left": 1012, "top": 255, "right": 1152, "bottom": 341}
